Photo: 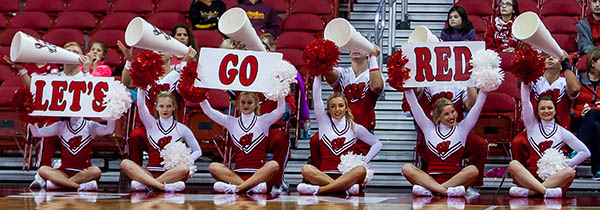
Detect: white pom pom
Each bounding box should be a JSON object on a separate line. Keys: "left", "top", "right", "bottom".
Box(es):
{"left": 265, "top": 60, "right": 297, "bottom": 101}
{"left": 469, "top": 50, "right": 504, "bottom": 92}
{"left": 102, "top": 81, "right": 132, "bottom": 120}
{"left": 536, "top": 148, "right": 569, "bottom": 181}
{"left": 337, "top": 152, "right": 374, "bottom": 183}
{"left": 160, "top": 141, "right": 197, "bottom": 178}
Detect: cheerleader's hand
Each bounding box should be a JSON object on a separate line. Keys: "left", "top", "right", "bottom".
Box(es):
{"left": 182, "top": 47, "right": 197, "bottom": 62}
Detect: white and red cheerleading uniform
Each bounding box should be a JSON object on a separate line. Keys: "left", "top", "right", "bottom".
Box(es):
{"left": 520, "top": 83, "right": 590, "bottom": 181}
{"left": 30, "top": 117, "right": 115, "bottom": 177}
{"left": 404, "top": 89, "right": 487, "bottom": 183}
{"left": 313, "top": 76, "right": 382, "bottom": 176}
{"left": 135, "top": 90, "right": 201, "bottom": 178}
{"left": 200, "top": 96, "right": 285, "bottom": 179}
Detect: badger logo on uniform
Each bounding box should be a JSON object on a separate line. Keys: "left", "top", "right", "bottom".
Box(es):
{"left": 240, "top": 133, "right": 254, "bottom": 149}
{"left": 343, "top": 82, "right": 367, "bottom": 103}
{"left": 157, "top": 136, "right": 172, "bottom": 149}
{"left": 68, "top": 136, "right": 82, "bottom": 150}
{"left": 331, "top": 137, "right": 346, "bottom": 151}
{"left": 436, "top": 141, "right": 451, "bottom": 155}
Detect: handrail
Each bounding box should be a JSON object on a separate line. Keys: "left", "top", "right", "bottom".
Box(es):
{"left": 373, "top": 0, "right": 386, "bottom": 67}
{"left": 389, "top": 0, "right": 398, "bottom": 57}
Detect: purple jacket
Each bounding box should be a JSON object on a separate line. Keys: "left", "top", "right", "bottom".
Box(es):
{"left": 440, "top": 27, "right": 476, "bottom": 41}
{"left": 235, "top": 0, "right": 281, "bottom": 37}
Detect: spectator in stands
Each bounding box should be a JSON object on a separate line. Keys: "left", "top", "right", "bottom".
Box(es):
{"left": 80, "top": 41, "right": 111, "bottom": 77}
{"left": 572, "top": 49, "right": 600, "bottom": 180}
{"left": 235, "top": 0, "right": 281, "bottom": 37}
{"left": 190, "top": 0, "right": 226, "bottom": 30}
{"left": 1, "top": 57, "right": 59, "bottom": 84}
{"left": 577, "top": 0, "right": 600, "bottom": 55}
{"left": 172, "top": 24, "right": 199, "bottom": 63}
{"left": 440, "top": 6, "right": 476, "bottom": 41}
{"left": 485, "top": 0, "right": 520, "bottom": 52}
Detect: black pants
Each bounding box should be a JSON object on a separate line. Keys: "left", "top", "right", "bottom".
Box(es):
{"left": 577, "top": 109, "right": 600, "bottom": 174}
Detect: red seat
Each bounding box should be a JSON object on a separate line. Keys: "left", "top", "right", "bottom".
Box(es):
{"left": 112, "top": 0, "right": 155, "bottom": 14}
{"left": 100, "top": 12, "right": 138, "bottom": 30}
{"left": 0, "top": 29, "right": 40, "bottom": 46}
{"left": 184, "top": 89, "right": 231, "bottom": 159}
{"left": 541, "top": 0, "right": 580, "bottom": 54}
{"left": 264, "top": 0, "right": 288, "bottom": 14}
{"left": 24, "top": 0, "right": 65, "bottom": 13}
{"left": 455, "top": 0, "right": 493, "bottom": 17}
{"left": 0, "top": 0, "right": 20, "bottom": 14}
{"left": 0, "top": 86, "right": 20, "bottom": 106}
{"left": 518, "top": 0, "right": 539, "bottom": 14}
{"left": 156, "top": 0, "right": 193, "bottom": 13}
{"left": 541, "top": 0, "right": 581, "bottom": 17}
{"left": 283, "top": 14, "right": 325, "bottom": 32}
{"left": 103, "top": 48, "right": 122, "bottom": 67}
{"left": 0, "top": 46, "right": 9, "bottom": 65}
{"left": 473, "top": 92, "right": 517, "bottom": 145}
{"left": 44, "top": 29, "right": 86, "bottom": 48}
{"left": 89, "top": 30, "right": 125, "bottom": 49}
{"left": 290, "top": 0, "right": 332, "bottom": 15}
{"left": 67, "top": 0, "right": 110, "bottom": 14}
{"left": 0, "top": 15, "right": 5, "bottom": 29}
{"left": 0, "top": 65, "right": 13, "bottom": 84}
{"left": 54, "top": 11, "right": 98, "bottom": 30}
{"left": 223, "top": 0, "right": 237, "bottom": 9}
{"left": 276, "top": 48, "right": 303, "bottom": 68}
{"left": 469, "top": 15, "right": 487, "bottom": 40}
{"left": 276, "top": 31, "right": 315, "bottom": 49}
{"left": 576, "top": 54, "right": 588, "bottom": 73}
{"left": 148, "top": 12, "right": 187, "bottom": 31}
{"left": 9, "top": 12, "right": 53, "bottom": 30}
{"left": 193, "top": 30, "right": 224, "bottom": 48}
{"left": 1, "top": 76, "right": 23, "bottom": 87}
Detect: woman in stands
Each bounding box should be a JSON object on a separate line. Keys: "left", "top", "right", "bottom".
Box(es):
{"left": 440, "top": 6, "right": 476, "bottom": 41}
{"left": 202, "top": 92, "right": 285, "bottom": 194}
{"left": 171, "top": 24, "right": 199, "bottom": 64}
{"left": 80, "top": 41, "right": 111, "bottom": 77}
{"left": 189, "top": 0, "right": 226, "bottom": 30}
{"left": 401, "top": 86, "right": 487, "bottom": 197}
{"left": 507, "top": 82, "right": 590, "bottom": 198}
{"left": 296, "top": 75, "right": 382, "bottom": 195}
{"left": 485, "top": 0, "right": 520, "bottom": 51}
{"left": 120, "top": 90, "right": 202, "bottom": 193}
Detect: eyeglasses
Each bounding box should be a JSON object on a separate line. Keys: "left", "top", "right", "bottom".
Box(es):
{"left": 499, "top": 2, "right": 513, "bottom": 7}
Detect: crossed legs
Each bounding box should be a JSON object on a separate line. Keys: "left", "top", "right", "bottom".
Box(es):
{"left": 300, "top": 164, "right": 366, "bottom": 194}
{"left": 208, "top": 160, "right": 279, "bottom": 192}
{"left": 38, "top": 166, "right": 101, "bottom": 189}
{"left": 401, "top": 163, "right": 478, "bottom": 196}
{"left": 120, "top": 159, "right": 189, "bottom": 191}
{"left": 508, "top": 160, "right": 575, "bottom": 197}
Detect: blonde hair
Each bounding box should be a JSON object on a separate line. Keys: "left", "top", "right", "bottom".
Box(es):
{"left": 220, "top": 39, "right": 235, "bottom": 49}
{"left": 238, "top": 91, "right": 260, "bottom": 115}
{"left": 432, "top": 98, "right": 454, "bottom": 126}
{"left": 64, "top": 42, "right": 83, "bottom": 54}
{"left": 326, "top": 93, "right": 355, "bottom": 131}
{"left": 155, "top": 91, "right": 178, "bottom": 121}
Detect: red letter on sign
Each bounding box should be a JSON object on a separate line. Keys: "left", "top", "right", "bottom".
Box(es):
{"left": 219, "top": 54, "right": 238, "bottom": 85}
{"left": 92, "top": 82, "right": 108, "bottom": 112}
{"left": 434, "top": 47, "right": 452, "bottom": 81}
{"left": 414, "top": 47, "right": 434, "bottom": 82}
{"left": 33, "top": 80, "right": 48, "bottom": 111}
{"left": 453, "top": 46, "right": 472, "bottom": 81}
{"left": 49, "top": 81, "right": 67, "bottom": 111}
{"left": 68, "top": 81, "right": 86, "bottom": 111}
{"left": 239, "top": 56, "right": 258, "bottom": 86}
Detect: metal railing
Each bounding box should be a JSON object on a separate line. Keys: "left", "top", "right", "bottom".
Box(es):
{"left": 373, "top": 0, "right": 387, "bottom": 66}
{"left": 374, "top": 0, "right": 402, "bottom": 64}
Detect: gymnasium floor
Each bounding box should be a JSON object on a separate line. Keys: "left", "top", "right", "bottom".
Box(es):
{"left": 0, "top": 184, "right": 599, "bottom": 209}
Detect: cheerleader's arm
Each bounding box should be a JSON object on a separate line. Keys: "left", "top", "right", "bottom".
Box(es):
{"left": 199, "top": 99, "right": 233, "bottom": 129}
{"left": 313, "top": 75, "right": 328, "bottom": 128}
{"left": 563, "top": 129, "right": 591, "bottom": 167}
{"left": 181, "top": 125, "right": 202, "bottom": 161}
{"left": 356, "top": 124, "right": 382, "bottom": 162}
{"left": 403, "top": 89, "right": 434, "bottom": 132}
{"left": 520, "top": 83, "right": 537, "bottom": 129}
{"left": 90, "top": 120, "right": 116, "bottom": 136}
{"left": 260, "top": 97, "right": 286, "bottom": 130}
{"left": 136, "top": 88, "right": 156, "bottom": 128}
{"left": 29, "top": 121, "right": 62, "bottom": 137}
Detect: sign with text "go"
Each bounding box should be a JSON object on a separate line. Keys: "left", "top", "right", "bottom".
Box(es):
{"left": 196, "top": 48, "right": 282, "bottom": 92}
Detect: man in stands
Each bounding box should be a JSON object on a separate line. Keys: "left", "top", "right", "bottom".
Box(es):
{"left": 235, "top": 0, "right": 281, "bottom": 37}
{"left": 578, "top": 0, "right": 600, "bottom": 56}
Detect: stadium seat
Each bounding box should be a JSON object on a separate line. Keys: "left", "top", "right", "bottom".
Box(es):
{"left": 89, "top": 29, "right": 125, "bottom": 49}
{"left": 184, "top": 89, "right": 231, "bottom": 159}
{"left": 0, "top": 29, "right": 40, "bottom": 46}
{"left": 223, "top": 0, "right": 238, "bottom": 9}
{"left": 112, "top": 0, "right": 155, "bottom": 14}
{"left": 156, "top": 0, "right": 193, "bottom": 13}
{"left": 576, "top": 54, "right": 588, "bottom": 73}
{"left": 290, "top": 0, "right": 332, "bottom": 16}
{"left": 469, "top": 15, "right": 487, "bottom": 40}
{"left": 9, "top": 12, "right": 52, "bottom": 31}
{"left": 0, "top": 46, "right": 9, "bottom": 65}
{"left": 0, "top": 15, "right": 5, "bottom": 29}
{"left": 283, "top": 13, "right": 325, "bottom": 32}
{"left": 193, "top": 30, "right": 224, "bottom": 48}
{"left": 0, "top": 65, "right": 13, "bottom": 84}
{"left": 148, "top": 12, "right": 187, "bottom": 31}
{"left": 103, "top": 48, "right": 122, "bottom": 67}
{"left": 67, "top": 0, "right": 110, "bottom": 14}
{"left": 264, "top": 0, "right": 288, "bottom": 14}
{"left": 518, "top": 0, "right": 539, "bottom": 14}
{"left": 23, "top": 0, "right": 65, "bottom": 13}
{"left": 53, "top": 11, "right": 98, "bottom": 31}
{"left": 276, "top": 31, "right": 316, "bottom": 49}
{"left": 44, "top": 29, "right": 86, "bottom": 49}
{"left": 100, "top": 12, "right": 138, "bottom": 30}
{"left": 455, "top": 0, "right": 493, "bottom": 16}
{"left": 472, "top": 92, "right": 517, "bottom": 159}
{"left": 1, "top": 76, "right": 23, "bottom": 87}
{"left": 541, "top": 0, "right": 581, "bottom": 18}
{"left": 0, "top": 0, "right": 20, "bottom": 14}
{"left": 541, "top": 0, "right": 581, "bottom": 54}
{"left": 276, "top": 48, "right": 303, "bottom": 67}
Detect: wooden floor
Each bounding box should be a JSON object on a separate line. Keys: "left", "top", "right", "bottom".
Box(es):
{"left": 0, "top": 184, "right": 599, "bottom": 209}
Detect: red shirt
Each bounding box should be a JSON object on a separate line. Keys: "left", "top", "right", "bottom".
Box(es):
{"left": 23, "top": 63, "right": 60, "bottom": 75}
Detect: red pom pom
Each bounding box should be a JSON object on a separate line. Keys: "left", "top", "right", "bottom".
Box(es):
{"left": 386, "top": 50, "right": 411, "bottom": 91}
{"left": 11, "top": 87, "right": 47, "bottom": 124}
{"left": 510, "top": 45, "right": 545, "bottom": 84}
{"left": 302, "top": 39, "right": 341, "bottom": 77}
{"left": 178, "top": 61, "right": 208, "bottom": 102}
{"left": 130, "top": 51, "right": 165, "bottom": 88}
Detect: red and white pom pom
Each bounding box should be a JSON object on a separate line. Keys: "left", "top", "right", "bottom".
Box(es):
{"left": 337, "top": 152, "right": 374, "bottom": 183}
{"left": 130, "top": 51, "right": 165, "bottom": 88}
{"left": 510, "top": 45, "right": 545, "bottom": 84}
{"left": 386, "top": 50, "right": 411, "bottom": 91}
{"left": 537, "top": 148, "right": 569, "bottom": 181}
{"left": 469, "top": 49, "right": 504, "bottom": 92}
{"left": 102, "top": 81, "right": 132, "bottom": 121}
{"left": 265, "top": 60, "right": 297, "bottom": 101}
{"left": 160, "top": 141, "right": 197, "bottom": 178}
{"left": 303, "top": 39, "right": 341, "bottom": 77}
{"left": 178, "top": 61, "right": 208, "bottom": 102}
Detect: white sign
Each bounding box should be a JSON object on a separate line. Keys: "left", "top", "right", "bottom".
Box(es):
{"left": 196, "top": 48, "right": 283, "bottom": 92}
{"left": 402, "top": 41, "right": 485, "bottom": 87}
{"left": 30, "top": 75, "right": 114, "bottom": 117}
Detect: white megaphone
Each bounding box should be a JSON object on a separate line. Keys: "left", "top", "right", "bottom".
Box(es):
{"left": 10, "top": 31, "right": 81, "bottom": 64}
{"left": 125, "top": 17, "right": 188, "bottom": 56}
{"left": 408, "top": 26, "right": 439, "bottom": 43}
{"left": 324, "top": 18, "right": 374, "bottom": 53}
{"left": 512, "top": 12, "right": 562, "bottom": 59}
{"left": 218, "top": 8, "right": 266, "bottom": 52}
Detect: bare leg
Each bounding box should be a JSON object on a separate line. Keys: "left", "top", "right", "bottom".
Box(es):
{"left": 120, "top": 159, "right": 165, "bottom": 190}
{"left": 301, "top": 164, "right": 335, "bottom": 186}
{"left": 38, "top": 166, "right": 79, "bottom": 189}
{"left": 236, "top": 161, "right": 279, "bottom": 191}
{"left": 318, "top": 166, "right": 366, "bottom": 194}
{"left": 69, "top": 166, "right": 102, "bottom": 184}
{"left": 402, "top": 163, "right": 447, "bottom": 195}
{"left": 441, "top": 165, "right": 479, "bottom": 188}
{"left": 156, "top": 164, "right": 190, "bottom": 183}
{"left": 542, "top": 167, "right": 575, "bottom": 194}
{"left": 508, "top": 160, "right": 546, "bottom": 196}
{"left": 208, "top": 162, "right": 246, "bottom": 185}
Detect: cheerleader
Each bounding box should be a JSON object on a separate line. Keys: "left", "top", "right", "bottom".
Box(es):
{"left": 201, "top": 91, "right": 285, "bottom": 194}
{"left": 507, "top": 83, "right": 590, "bottom": 198}
{"left": 119, "top": 90, "right": 202, "bottom": 192}
{"left": 297, "top": 75, "right": 382, "bottom": 195}
{"left": 401, "top": 87, "right": 487, "bottom": 197}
